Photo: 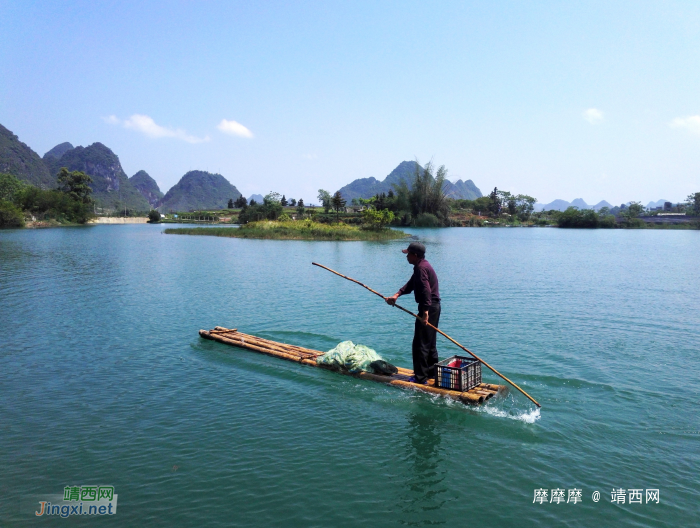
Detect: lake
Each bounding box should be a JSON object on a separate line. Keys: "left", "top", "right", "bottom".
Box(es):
{"left": 1, "top": 224, "right": 698, "bottom": 527}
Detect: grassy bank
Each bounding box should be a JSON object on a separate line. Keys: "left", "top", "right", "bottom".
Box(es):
{"left": 164, "top": 220, "right": 409, "bottom": 240}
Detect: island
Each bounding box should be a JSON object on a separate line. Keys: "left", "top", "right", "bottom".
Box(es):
{"left": 164, "top": 220, "right": 409, "bottom": 241}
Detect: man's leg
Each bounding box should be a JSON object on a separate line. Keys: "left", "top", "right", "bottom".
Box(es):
{"left": 426, "top": 303, "right": 441, "bottom": 379}
{"left": 412, "top": 319, "right": 430, "bottom": 383}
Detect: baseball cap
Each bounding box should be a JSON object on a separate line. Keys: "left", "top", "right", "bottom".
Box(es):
{"left": 402, "top": 242, "right": 426, "bottom": 257}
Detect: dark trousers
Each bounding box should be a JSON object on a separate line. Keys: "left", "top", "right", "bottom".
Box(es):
{"left": 412, "top": 303, "right": 441, "bottom": 382}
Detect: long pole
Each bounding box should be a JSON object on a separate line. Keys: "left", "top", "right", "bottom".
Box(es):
{"left": 312, "top": 262, "right": 540, "bottom": 408}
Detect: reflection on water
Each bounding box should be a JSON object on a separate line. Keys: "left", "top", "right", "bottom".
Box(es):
{"left": 399, "top": 412, "right": 447, "bottom": 524}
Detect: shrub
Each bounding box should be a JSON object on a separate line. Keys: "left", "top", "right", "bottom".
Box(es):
{"left": 148, "top": 210, "right": 161, "bottom": 223}
{"left": 414, "top": 213, "right": 439, "bottom": 227}
{"left": 362, "top": 208, "right": 394, "bottom": 229}
{"left": 0, "top": 200, "right": 25, "bottom": 228}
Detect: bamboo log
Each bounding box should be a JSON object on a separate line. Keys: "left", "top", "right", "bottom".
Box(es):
{"left": 212, "top": 329, "right": 325, "bottom": 357}
{"left": 221, "top": 335, "right": 318, "bottom": 358}
{"left": 201, "top": 331, "right": 306, "bottom": 364}
{"left": 312, "top": 262, "right": 540, "bottom": 408}
{"left": 213, "top": 332, "right": 312, "bottom": 353}
{"left": 479, "top": 383, "right": 505, "bottom": 392}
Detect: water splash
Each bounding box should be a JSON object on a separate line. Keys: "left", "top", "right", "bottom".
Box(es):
{"left": 480, "top": 405, "right": 541, "bottom": 423}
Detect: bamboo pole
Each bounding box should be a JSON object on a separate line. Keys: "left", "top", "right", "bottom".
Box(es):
{"left": 312, "top": 262, "right": 541, "bottom": 408}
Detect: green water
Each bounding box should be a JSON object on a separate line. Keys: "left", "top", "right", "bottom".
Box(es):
{"left": 1, "top": 225, "right": 698, "bottom": 527}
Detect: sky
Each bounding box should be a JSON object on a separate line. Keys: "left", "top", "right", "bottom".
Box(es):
{"left": 1, "top": 0, "right": 699, "bottom": 205}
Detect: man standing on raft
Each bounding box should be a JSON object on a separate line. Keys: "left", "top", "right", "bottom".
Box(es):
{"left": 385, "top": 242, "right": 441, "bottom": 385}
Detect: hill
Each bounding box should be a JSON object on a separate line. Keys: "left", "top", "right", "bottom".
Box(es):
{"left": 45, "top": 142, "right": 149, "bottom": 211}
{"left": 159, "top": 170, "right": 241, "bottom": 212}
{"left": 248, "top": 194, "right": 264, "bottom": 204}
{"left": 130, "top": 170, "right": 163, "bottom": 208}
{"left": 336, "top": 161, "right": 482, "bottom": 202}
{"left": 44, "top": 142, "right": 74, "bottom": 161}
{"left": 0, "top": 123, "right": 54, "bottom": 188}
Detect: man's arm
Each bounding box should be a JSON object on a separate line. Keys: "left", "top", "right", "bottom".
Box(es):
{"left": 386, "top": 277, "right": 413, "bottom": 305}
{"left": 416, "top": 267, "right": 432, "bottom": 324}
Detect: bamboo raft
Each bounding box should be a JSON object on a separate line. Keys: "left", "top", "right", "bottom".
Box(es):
{"left": 199, "top": 327, "right": 507, "bottom": 405}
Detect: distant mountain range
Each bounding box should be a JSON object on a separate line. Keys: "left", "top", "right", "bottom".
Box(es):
{"left": 0, "top": 122, "right": 244, "bottom": 212}
{"left": 0, "top": 122, "right": 683, "bottom": 214}
{"left": 534, "top": 199, "right": 615, "bottom": 212}
{"left": 534, "top": 198, "right": 674, "bottom": 212}
{"left": 337, "top": 161, "right": 482, "bottom": 201}
{"left": 248, "top": 194, "right": 264, "bottom": 204}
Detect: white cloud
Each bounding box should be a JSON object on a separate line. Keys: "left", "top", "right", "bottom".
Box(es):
{"left": 583, "top": 108, "right": 604, "bottom": 124}
{"left": 669, "top": 115, "right": 700, "bottom": 135}
{"left": 103, "top": 114, "right": 209, "bottom": 143}
{"left": 217, "top": 119, "right": 254, "bottom": 138}
{"left": 102, "top": 115, "right": 120, "bottom": 125}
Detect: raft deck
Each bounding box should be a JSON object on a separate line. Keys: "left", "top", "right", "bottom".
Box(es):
{"left": 200, "top": 327, "right": 507, "bottom": 405}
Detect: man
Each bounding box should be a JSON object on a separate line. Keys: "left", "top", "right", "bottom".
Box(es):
{"left": 385, "top": 242, "right": 441, "bottom": 384}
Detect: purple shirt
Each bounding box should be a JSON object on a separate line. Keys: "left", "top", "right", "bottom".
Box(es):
{"left": 398, "top": 258, "right": 440, "bottom": 312}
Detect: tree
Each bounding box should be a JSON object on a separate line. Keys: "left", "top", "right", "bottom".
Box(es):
{"left": 148, "top": 210, "right": 161, "bottom": 223}
{"left": 686, "top": 192, "right": 700, "bottom": 216}
{"left": 318, "top": 189, "right": 332, "bottom": 213}
{"left": 362, "top": 208, "right": 394, "bottom": 229}
{"left": 558, "top": 207, "right": 599, "bottom": 228}
{"left": 227, "top": 198, "right": 234, "bottom": 209}
{"left": 488, "top": 187, "right": 501, "bottom": 217}
{"left": 331, "top": 191, "right": 346, "bottom": 221}
{"left": 0, "top": 173, "right": 25, "bottom": 202}
{"left": 264, "top": 192, "right": 281, "bottom": 205}
{"left": 515, "top": 194, "right": 536, "bottom": 221}
{"left": 0, "top": 201, "right": 24, "bottom": 228}
{"left": 296, "top": 198, "right": 305, "bottom": 218}
{"left": 622, "top": 201, "right": 645, "bottom": 218}
{"left": 249, "top": 199, "right": 257, "bottom": 206}
{"left": 409, "top": 160, "right": 449, "bottom": 223}
{"left": 234, "top": 195, "right": 247, "bottom": 208}
{"left": 57, "top": 168, "right": 92, "bottom": 203}
{"left": 289, "top": 198, "right": 296, "bottom": 207}
{"left": 280, "top": 195, "right": 288, "bottom": 207}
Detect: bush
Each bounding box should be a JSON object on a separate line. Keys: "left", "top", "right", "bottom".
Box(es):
{"left": 148, "top": 210, "right": 161, "bottom": 223}
{"left": 557, "top": 207, "right": 598, "bottom": 228}
{"left": 414, "top": 213, "right": 439, "bottom": 227}
{"left": 15, "top": 187, "right": 93, "bottom": 224}
{"left": 237, "top": 201, "right": 283, "bottom": 223}
{"left": 0, "top": 200, "right": 25, "bottom": 228}
{"left": 362, "top": 208, "right": 394, "bottom": 229}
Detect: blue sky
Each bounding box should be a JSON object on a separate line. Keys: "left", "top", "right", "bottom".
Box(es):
{"left": 2, "top": 0, "right": 699, "bottom": 204}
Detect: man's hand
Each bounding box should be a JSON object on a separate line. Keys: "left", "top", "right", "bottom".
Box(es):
{"left": 419, "top": 311, "right": 429, "bottom": 325}
{"left": 385, "top": 293, "right": 399, "bottom": 306}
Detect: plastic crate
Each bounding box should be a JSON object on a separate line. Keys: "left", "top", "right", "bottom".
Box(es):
{"left": 435, "top": 355, "right": 481, "bottom": 391}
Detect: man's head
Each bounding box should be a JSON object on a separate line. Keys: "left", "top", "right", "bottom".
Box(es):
{"left": 402, "top": 242, "right": 425, "bottom": 264}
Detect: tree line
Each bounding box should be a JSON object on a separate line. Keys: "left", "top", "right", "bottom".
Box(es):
{"left": 0, "top": 169, "right": 94, "bottom": 228}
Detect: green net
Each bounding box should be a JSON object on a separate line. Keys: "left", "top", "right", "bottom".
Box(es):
{"left": 317, "top": 341, "right": 385, "bottom": 373}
